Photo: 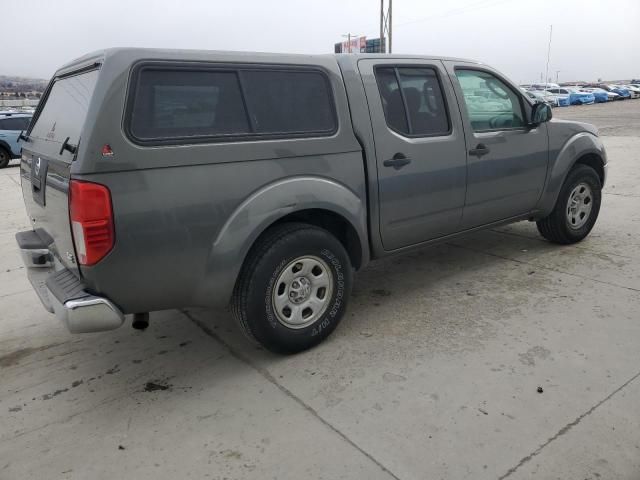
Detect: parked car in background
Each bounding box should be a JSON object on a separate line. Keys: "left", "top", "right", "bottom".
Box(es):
{"left": 564, "top": 87, "right": 596, "bottom": 105}
{"left": 621, "top": 85, "right": 640, "bottom": 98}
{"left": 524, "top": 89, "right": 559, "bottom": 107}
{"left": 15, "top": 48, "right": 606, "bottom": 353}
{"left": 530, "top": 82, "right": 560, "bottom": 91}
{"left": 0, "top": 112, "right": 32, "bottom": 168}
{"left": 583, "top": 84, "right": 628, "bottom": 99}
{"left": 607, "top": 85, "right": 632, "bottom": 99}
{"left": 542, "top": 88, "right": 570, "bottom": 106}
{"left": 580, "top": 87, "right": 619, "bottom": 102}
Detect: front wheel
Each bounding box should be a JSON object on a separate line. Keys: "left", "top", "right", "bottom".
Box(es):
{"left": 232, "top": 223, "right": 352, "bottom": 354}
{"left": 536, "top": 164, "right": 602, "bottom": 244}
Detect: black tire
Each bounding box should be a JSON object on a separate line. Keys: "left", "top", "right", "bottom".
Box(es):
{"left": 0, "top": 147, "right": 10, "bottom": 169}
{"left": 536, "top": 164, "right": 602, "bottom": 244}
{"left": 232, "top": 222, "right": 353, "bottom": 354}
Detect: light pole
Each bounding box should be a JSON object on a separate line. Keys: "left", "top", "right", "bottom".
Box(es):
{"left": 556, "top": 70, "right": 560, "bottom": 84}
{"left": 544, "top": 24, "right": 553, "bottom": 86}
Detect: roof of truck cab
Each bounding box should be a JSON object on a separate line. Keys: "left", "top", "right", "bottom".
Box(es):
{"left": 56, "top": 47, "right": 481, "bottom": 75}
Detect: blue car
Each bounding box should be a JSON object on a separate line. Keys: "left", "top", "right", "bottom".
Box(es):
{"left": 565, "top": 88, "right": 595, "bottom": 105}
{"left": 0, "top": 113, "right": 32, "bottom": 168}
{"left": 580, "top": 89, "right": 609, "bottom": 103}
{"left": 586, "top": 84, "right": 630, "bottom": 100}
{"left": 607, "top": 85, "right": 631, "bottom": 99}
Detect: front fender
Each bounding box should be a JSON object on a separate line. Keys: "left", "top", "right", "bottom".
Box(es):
{"left": 537, "top": 130, "right": 606, "bottom": 216}
{"left": 194, "top": 176, "right": 368, "bottom": 307}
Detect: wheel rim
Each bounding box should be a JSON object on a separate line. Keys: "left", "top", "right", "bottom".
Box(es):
{"left": 0, "top": 150, "right": 8, "bottom": 162}
{"left": 566, "top": 182, "right": 593, "bottom": 229}
{"left": 272, "top": 255, "right": 333, "bottom": 329}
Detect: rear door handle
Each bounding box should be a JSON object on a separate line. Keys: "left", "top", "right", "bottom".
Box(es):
{"left": 469, "top": 143, "right": 490, "bottom": 157}
{"left": 383, "top": 153, "right": 412, "bottom": 170}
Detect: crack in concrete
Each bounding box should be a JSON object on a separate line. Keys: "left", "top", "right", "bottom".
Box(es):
{"left": 603, "top": 192, "right": 640, "bottom": 198}
{"left": 0, "top": 289, "right": 33, "bottom": 299}
{"left": 498, "top": 369, "right": 640, "bottom": 479}
{"left": 181, "top": 309, "right": 402, "bottom": 480}
{"left": 448, "top": 243, "right": 640, "bottom": 293}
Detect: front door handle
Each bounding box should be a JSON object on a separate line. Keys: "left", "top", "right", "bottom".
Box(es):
{"left": 469, "top": 143, "right": 490, "bottom": 157}
{"left": 383, "top": 153, "right": 412, "bottom": 170}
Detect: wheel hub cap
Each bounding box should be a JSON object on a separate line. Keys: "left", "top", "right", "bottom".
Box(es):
{"left": 566, "top": 182, "right": 593, "bottom": 229}
{"left": 289, "top": 276, "right": 312, "bottom": 304}
{"left": 272, "top": 256, "right": 334, "bottom": 329}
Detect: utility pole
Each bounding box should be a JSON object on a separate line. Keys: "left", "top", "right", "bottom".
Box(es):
{"left": 544, "top": 24, "right": 553, "bottom": 86}
{"left": 388, "top": 0, "right": 393, "bottom": 53}
{"left": 380, "top": 0, "right": 384, "bottom": 51}
{"left": 556, "top": 70, "right": 560, "bottom": 84}
{"left": 380, "top": 0, "right": 393, "bottom": 53}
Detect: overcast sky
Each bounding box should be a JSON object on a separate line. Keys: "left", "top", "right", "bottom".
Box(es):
{"left": 4, "top": 0, "right": 639, "bottom": 83}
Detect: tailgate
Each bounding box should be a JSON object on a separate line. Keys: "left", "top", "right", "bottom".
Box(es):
{"left": 20, "top": 67, "right": 100, "bottom": 274}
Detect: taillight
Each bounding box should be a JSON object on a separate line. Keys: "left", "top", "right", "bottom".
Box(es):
{"left": 69, "top": 180, "right": 114, "bottom": 266}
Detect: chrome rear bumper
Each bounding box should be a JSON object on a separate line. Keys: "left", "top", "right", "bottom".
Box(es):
{"left": 16, "top": 230, "right": 125, "bottom": 333}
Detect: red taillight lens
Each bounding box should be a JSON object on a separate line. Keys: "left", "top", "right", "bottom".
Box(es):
{"left": 69, "top": 180, "right": 114, "bottom": 266}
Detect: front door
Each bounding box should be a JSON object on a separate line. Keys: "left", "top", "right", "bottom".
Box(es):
{"left": 445, "top": 63, "right": 549, "bottom": 228}
{"left": 358, "top": 59, "right": 468, "bottom": 250}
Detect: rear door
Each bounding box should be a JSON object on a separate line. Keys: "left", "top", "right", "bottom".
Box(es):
{"left": 358, "top": 59, "right": 467, "bottom": 250}
{"left": 21, "top": 66, "right": 100, "bottom": 273}
{"left": 445, "top": 63, "right": 549, "bottom": 228}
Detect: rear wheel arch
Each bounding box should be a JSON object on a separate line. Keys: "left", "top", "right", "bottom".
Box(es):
{"left": 266, "top": 209, "right": 364, "bottom": 270}
{"left": 199, "top": 178, "right": 369, "bottom": 309}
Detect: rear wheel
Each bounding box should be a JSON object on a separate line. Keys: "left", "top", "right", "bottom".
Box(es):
{"left": 536, "top": 164, "right": 602, "bottom": 244}
{"left": 232, "top": 223, "right": 352, "bottom": 354}
{"left": 0, "top": 147, "right": 10, "bottom": 168}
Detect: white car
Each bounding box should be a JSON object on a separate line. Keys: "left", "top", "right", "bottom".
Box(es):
{"left": 524, "top": 89, "right": 559, "bottom": 106}
{"left": 529, "top": 82, "right": 560, "bottom": 91}
{"left": 621, "top": 85, "right": 640, "bottom": 99}
{"left": 544, "top": 88, "right": 572, "bottom": 104}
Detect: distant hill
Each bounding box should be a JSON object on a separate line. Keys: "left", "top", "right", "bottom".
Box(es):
{"left": 0, "top": 75, "right": 47, "bottom": 94}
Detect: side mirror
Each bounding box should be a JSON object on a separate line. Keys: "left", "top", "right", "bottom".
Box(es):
{"left": 531, "top": 102, "right": 552, "bottom": 125}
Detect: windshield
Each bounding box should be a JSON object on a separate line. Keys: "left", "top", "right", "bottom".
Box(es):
{"left": 28, "top": 68, "right": 99, "bottom": 146}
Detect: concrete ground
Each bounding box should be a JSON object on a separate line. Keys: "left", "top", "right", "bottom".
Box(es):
{"left": 1, "top": 100, "right": 639, "bottom": 480}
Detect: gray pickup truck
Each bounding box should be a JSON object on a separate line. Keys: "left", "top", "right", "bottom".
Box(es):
{"left": 16, "top": 48, "right": 606, "bottom": 353}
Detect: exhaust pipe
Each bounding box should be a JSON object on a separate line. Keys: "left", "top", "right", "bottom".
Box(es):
{"left": 132, "top": 312, "right": 149, "bottom": 330}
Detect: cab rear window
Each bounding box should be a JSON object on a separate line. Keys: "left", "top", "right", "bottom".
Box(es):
{"left": 29, "top": 68, "right": 99, "bottom": 146}
{"left": 127, "top": 64, "right": 337, "bottom": 145}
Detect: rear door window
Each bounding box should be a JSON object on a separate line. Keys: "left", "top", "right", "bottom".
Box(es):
{"left": 375, "top": 66, "right": 450, "bottom": 137}
{"left": 29, "top": 69, "right": 99, "bottom": 146}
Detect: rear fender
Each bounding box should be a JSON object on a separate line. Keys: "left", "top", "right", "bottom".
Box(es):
{"left": 194, "top": 176, "right": 368, "bottom": 307}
